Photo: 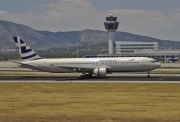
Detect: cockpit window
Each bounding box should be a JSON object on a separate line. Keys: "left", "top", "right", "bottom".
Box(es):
{"left": 150, "top": 60, "right": 157, "bottom": 63}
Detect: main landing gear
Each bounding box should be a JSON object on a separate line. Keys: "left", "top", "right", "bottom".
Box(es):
{"left": 79, "top": 72, "right": 93, "bottom": 79}
{"left": 147, "top": 71, "right": 151, "bottom": 78}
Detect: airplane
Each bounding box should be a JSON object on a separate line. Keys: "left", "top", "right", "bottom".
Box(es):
{"left": 13, "top": 36, "right": 161, "bottom": 78}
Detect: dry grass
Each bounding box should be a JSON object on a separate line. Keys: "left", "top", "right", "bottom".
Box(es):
{"left": 0, "top": 83, "right": 180, "bottom": 122}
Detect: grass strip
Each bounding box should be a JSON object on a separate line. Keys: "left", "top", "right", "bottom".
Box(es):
{"left": 0, "top": 83, "right": 180, "bottom": 122}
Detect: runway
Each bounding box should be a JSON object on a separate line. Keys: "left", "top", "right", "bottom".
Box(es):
{"left": 0, "top": 75, "right": 180, "bottom": 83}
{"left": 0, "top": 61, "right": 180, "bottom": 83}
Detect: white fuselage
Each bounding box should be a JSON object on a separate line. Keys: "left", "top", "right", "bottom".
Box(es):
{"left": 19, "top": 57, "right": 161, "bottom": 73}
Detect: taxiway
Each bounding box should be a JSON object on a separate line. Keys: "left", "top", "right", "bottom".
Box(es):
{"left": 0, "top": 75, "right": 180, "bottom": 83}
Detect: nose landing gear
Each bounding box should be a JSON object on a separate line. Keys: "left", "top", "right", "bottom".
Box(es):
{"left": 147, "top": 71, "right": 151, "bottom": 78}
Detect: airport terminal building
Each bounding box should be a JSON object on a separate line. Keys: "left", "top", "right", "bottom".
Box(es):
{"left": 115, "top": 41, "right": 180, "bottom": 61}
{"left": 84, "top": 41, "right": 180, "bottom": 61}
{"left": 116, "top": 41, "right": 158, "bottom": 54}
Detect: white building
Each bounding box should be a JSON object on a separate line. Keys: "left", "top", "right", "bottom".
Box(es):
{"left": 115, "top": 41, "right": 180, "bottom": 61}
{"left": 116, "top": 41, "right": 158, "bottom": 54}
{"left": 84, "top": 41, "right": 180, "bottom": 61}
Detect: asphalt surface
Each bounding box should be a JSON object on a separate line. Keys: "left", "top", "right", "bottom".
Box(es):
{"left": 0, "top": 65, "right": 180, "bottom": 83}
{"left": 0, "top": 75, "right": 180, "bottom": 83}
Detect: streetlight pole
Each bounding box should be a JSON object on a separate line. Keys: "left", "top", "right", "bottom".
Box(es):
{"left": 165, "top": 43, "right": 166, "bottom": 63}
{"left": 77, "top": 44, "right": 78, "bottom": 58}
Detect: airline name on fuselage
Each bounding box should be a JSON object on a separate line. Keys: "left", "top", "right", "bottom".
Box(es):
{"left": 99, "top": 60, "right": 118, "bottom": 63}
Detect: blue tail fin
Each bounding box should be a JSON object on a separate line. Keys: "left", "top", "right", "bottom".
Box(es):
{"left": 13, "top": 36, "right": 42, "bottom": 62}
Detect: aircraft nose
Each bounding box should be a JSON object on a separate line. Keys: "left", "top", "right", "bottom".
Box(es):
{"left": 156, "top": 62, "right": 161, "bottom": 68}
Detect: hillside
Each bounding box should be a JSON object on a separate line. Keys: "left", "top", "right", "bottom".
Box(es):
{"left": 0, "top": 20, "right": 180, "bottom": 50}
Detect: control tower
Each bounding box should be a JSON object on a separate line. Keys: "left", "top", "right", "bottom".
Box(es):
{"left": 104, "top": 14, "right": 119, "bottom": 54}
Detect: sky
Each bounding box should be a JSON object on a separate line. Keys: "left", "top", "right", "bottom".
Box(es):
{"left": 1, "top": 0, "right": 180, "bottom": 41}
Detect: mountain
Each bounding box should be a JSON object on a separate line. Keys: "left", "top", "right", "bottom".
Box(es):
{"left": 0, "top": 20, "right": 180, "bottom": 50}
{"left": 0, "top": 20, "right": 49, "bottom": 49}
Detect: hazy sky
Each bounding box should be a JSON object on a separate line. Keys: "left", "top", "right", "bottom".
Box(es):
{"left": 1, "top": 0, "right": 180, "bottom": 40}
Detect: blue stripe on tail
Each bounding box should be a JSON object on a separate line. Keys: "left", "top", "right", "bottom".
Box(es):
{"left": 13, "top": 36, "right": 42, "bottom": 62}
{"left": 22, "top": 53, "right": 38, "bottom": 60}
{"left": 21, "top": 46, "right": 33, "bottom": 54}
{"left": 13, "top": 37, "right": 18, "bottom": 43}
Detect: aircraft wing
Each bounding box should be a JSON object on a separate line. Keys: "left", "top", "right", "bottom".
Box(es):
{"left": 58, "top": 65, "right": 111, "bottom": 71}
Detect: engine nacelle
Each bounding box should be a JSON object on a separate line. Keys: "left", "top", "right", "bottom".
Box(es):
{"left": 93, "top": 68, "right": 107, "bottom": 76}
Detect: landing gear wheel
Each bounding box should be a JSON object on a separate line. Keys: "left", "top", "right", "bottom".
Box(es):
{"left": 85, "top": 74, "right": 89, "bottom": 78}
{"left": 79, "top": 72, "right": 93, "bottom": 79}
{"left": 147, "top": 71, "right": 151, "bottom": 78}
{"left": 79, "top": 75, "right": 84, "bottom": 79}
{"left": 88, "top": 73, "right": 93, "bottom": 79}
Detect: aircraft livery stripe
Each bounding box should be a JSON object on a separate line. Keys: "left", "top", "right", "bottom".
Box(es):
{"left": 23, "top": 57, "right": 42, "bottom": 62}
{"left": 21, "top": 46, "right": 33, "bottom": 54}
{"left": 20, "top": 39, "right": 25, "bottom": 44}
{"left": 21, "top": 51, "right": 37, "bottom": 57}
{"left": 22, "top": 53, "right": 38, "bottom": 60}
{"left": 13, "top": 37, "right": 18, "bottom": 43}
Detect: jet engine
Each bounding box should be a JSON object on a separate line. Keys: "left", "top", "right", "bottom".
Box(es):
{"left": 93, "top": 68, "right": 107, "bottom": 76}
